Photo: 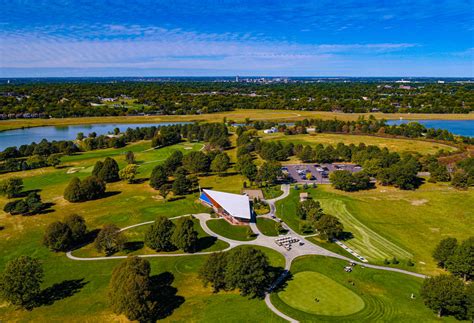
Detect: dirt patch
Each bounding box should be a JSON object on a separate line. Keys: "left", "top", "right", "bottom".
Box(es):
{"left": 411, "top": 199, "right": 428, "bottom": 206}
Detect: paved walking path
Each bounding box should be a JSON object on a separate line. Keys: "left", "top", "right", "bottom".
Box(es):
{"left": 66, "top": 184, "right": 426, "bottom": 322}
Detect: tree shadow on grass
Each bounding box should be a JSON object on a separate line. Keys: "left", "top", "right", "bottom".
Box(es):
{"left": 131, "top": 177, "right": 148, "bottom": 184}
{"left": 167, "top": 196, "right": 185, "bottom": 202}
{"left": 269, "top": 269, "right": 293, "bottom": 294}
{"left": 123, "top": 241, "right": 144, "bottom": 253}
{"left": 101, "top": 191, "right": 121, "bottom": 199}
{"left": 36, "top": 278, "right": 88, "bottom": 307}
{"left": 195, "top": 236, "right": 217, "bottom": 252}
{"left": 16, "top": 189, "right": 42, "bottom": 198}
{"left": 338, "top": 231, "right": 354, "bottom": 241}
{"left": 149, "top": 272, "right": 184, "bottom": 320}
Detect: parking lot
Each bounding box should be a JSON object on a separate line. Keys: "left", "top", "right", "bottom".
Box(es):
{"left": 282, "top": 163, "right": 363, "bottom": 184}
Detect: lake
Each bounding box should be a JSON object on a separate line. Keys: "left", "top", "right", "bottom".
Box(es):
{"left": 0, "top": 119, "right": 472, "bottom": 151}
{"left": 0, "top": 122, "right": 189, "bottom": 151}
{"left": 386, "top": 119, "right": 474, "bottom": 137}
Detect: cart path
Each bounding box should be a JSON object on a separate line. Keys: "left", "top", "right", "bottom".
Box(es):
{"left": 66, "top": 184, "right": 426, "bottom": 322}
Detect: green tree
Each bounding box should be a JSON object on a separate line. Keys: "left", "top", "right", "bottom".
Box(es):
{"left": 0, "top": 256, "right": 43, "bottom": 308}
{"left": 125, "top": 151, "right": 135, "bottom": 164}
{"left": 296, "top": 199, "right": 323, "bottom": 221}
{"left": 108, "top": 256, "right": 154, "bottom": 322}
{"left": 275, "top": 221, "right": 284, "bottom": 234}
{"left": 238, "top": 157, "right": 258, "bottom": 182}
{"left": 92, "top": 160, "right": 104, "bottom": 177}
{"left": 47, "top": 154, "right": 61, "bottom": 168}
{"left": 64, "top": 177, "right": 83, "bottom": 202}
{"left": 446, "top": 237, "right": 473, "bottom": 281}
{"left": 210, "top": 152, "right": 230, "bottom": 176}
{"left": 466, "top": 283, "right": 474, "bottom": 321}
{"left": 452, "top": 171, "right": 469, "bottom": 189}
{"left": 97, "top": 157, "right": 120, "bottom": 182}
{"left": 158, "top": 184, "right": 172, "bottom": 201}
{"left": 144, "top": 216, "right": 176, "bottom": 251}
{"left": 119, "top": 164, "right": 139, "bottom": 183}
{"left": 172, "top": 173, "right": 191, "bottom": 196}
{"left": 420, "top": 274, "right": 466, "bottom": 318}
{"left": 81, "top": 176, "right": 106, "bottom": 200}
{"left": 225, "top": 247, "right": 271, "bottom": 297}
{"left": 0, "top": 177, "right": 23, "bottom": 198}
{"left": 3, "top": 199, "right": 29, "bottom": 215}
{"left": 95, "top": 224, "right": 127, "bottom": 256}
{"left": 24, "top": 192, "right": 46, "bottom": 214}
{"left": 182, "top": 151, "right": 210, "bottom": 174}
{"left": 43, "top": 221, "right": 73, "bottom": 252}
{"left": 432, "top": 237, "right": 458, "bottom": 268}
{"left": 150, "top": 165, "right": 168, "bottom": 189}
{"left": 314, "top": 214, "right": 344, "bottom": 241}
{"left": 199, "top": 252, "right": 228, "bottom": 292}
{"left": 257, "top": 161, "right": 282, "bottom": 185}
{"left": 163, "top": 150, "right": 183, "bottom": 175}
{"left": 172, "top": 217, "right": 198, "bottom": 252}
{"left": 64, "top": 214, "right": 87, "bottom": 243}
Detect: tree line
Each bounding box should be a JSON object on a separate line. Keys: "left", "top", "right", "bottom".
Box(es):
{"left": 1, "top": 82, "right": 472, "bottom": 117}
{"left": 0, "top": 122, "right": 230, "bottom": 174}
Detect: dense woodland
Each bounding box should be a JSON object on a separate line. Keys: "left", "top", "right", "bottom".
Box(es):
{"left": 1, "top": 82, "right": 473, "bottom": 117}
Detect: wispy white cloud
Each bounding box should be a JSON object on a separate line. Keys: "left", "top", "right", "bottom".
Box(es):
{"left": 0, "top": 24, "right": 418, "bottom": 72}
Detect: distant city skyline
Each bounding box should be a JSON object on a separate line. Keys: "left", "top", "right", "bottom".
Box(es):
{"left": 1, "top": 1, "right": 473, "bottom": 77}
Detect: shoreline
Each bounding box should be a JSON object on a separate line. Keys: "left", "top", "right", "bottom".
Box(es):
{"left": 0, "top": 109, "right": 473, "bottom": 133}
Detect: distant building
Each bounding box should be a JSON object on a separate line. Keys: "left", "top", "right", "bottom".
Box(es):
{"left": 199, "top": 189, "right": 252, "bottom": 225}
{"left": 263, "top": 127, "right": 278, "bottom": 134}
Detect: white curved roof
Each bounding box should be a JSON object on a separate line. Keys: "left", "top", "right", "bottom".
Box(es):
{"left": 203, "top": 189, "right": 251, "bottom": 220}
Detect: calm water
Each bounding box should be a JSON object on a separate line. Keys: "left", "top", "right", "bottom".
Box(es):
{"left": 0, "top": 119, "right": 472, "bottom": 151}
{"left": 386, "top": 119, "right": 474, "bottom": 137}
{"left": 0, "top": 122, "right": 189, "bottom": 151}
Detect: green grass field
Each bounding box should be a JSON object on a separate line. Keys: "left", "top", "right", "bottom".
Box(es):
{"left": 1, "top": 109, "right": 473, "bottom": 131}
{"left": 206, "top": 219, "right": 256, "bottom": 241}
{"left": 271, "top": 256, "right": 448, "bottom": 322}
{"left": 262, "top": 132, "right": 457, "bottom": 155}
{"left": 279, "top": 271, "right": 365, "bottom": 316}
{"left": 277, "top": 185, "right": 473, "bottom": 274}
{"left": 256, "top": 217, "right": 279, "bottom": 236}
{"left": 0, "top": 127, "right": 471, "bottom": 321}
{"left": 73, "top": 217, "right": 230, "bottom": 258}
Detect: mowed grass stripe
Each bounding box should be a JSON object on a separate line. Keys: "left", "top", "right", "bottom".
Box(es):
{"left": 319, "top": 199, "right": 413, "bottom": 261}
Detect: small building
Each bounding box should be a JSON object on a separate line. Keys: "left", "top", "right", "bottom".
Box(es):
{"left": 263, "top": 127, "right": 278, "bottom": 134}
{"left": 199, "top": 189, "right": 252, "bottom": 225}
{"left": 300, "top": 192, "right": 309, "bottom": 202}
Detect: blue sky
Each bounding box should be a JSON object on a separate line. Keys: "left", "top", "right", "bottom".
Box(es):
{"left": 1, "top": 0, "right": 473, "bottom": 77}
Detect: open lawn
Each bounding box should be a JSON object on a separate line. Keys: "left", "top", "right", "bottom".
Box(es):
{"left": 271, "top": 256, "right": 444, "bottom": 322}
{"left": 277, "top": 185, "right": 473, "bottom": 274}
{"left": 1, "top": 109, "right": 473, "bottom": 131}
{"left": 278, "top": 271, "right": 365, "bottom": 316}
{"left": 262, "top": 132, "right": 457, "bottom": 155}
{"left": 0, "top": 245, "right": 285, "bottom": 322}
{"left": 0, "top": 137, "right": 287, "bottom": 321}
{"left": 73, "top": 216, "right": 230, "bottom": 258}
{"left": 256, "top": 217, "right": 279, "bottom": 236}
{"left": 206, "top": 219, "right": 256, "bottom": 241}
